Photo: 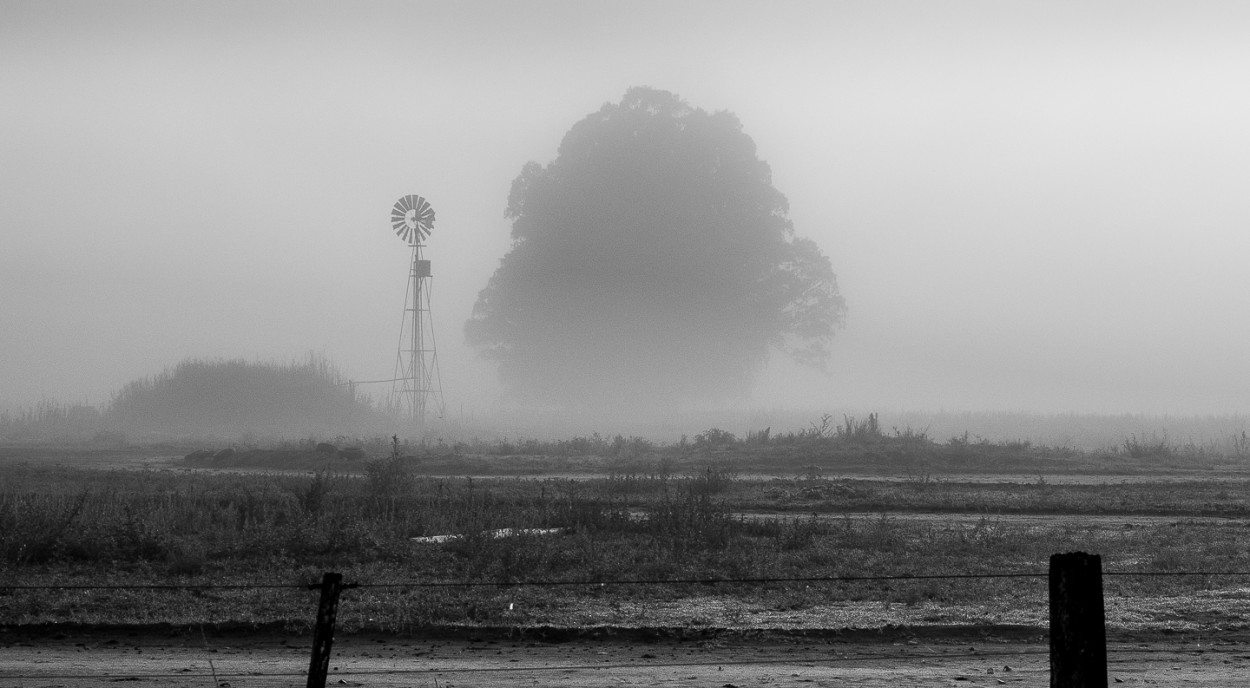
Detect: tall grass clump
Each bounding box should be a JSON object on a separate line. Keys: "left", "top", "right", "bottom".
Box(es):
{"left": 1230, "top": 431, "right": 1250, "bottom": 459}
{"left": 366, "top": 436, "right": 417, "bottom": 498}
{"left": 837, "top": 413, "right": 882, "bottom": 442}
{"left": 1121, "top": 433, "right": 1175, "bottom": 459}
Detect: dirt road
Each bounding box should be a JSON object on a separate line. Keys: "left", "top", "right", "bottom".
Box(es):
{"left": 1, "top": 628, "right": 1244, "bottom": 687}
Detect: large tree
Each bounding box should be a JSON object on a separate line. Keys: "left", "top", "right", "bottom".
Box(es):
{"left": 466, "top": 87, "right": 846, "bottom": 408}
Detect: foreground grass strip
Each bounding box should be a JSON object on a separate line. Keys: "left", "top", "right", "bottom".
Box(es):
{"left": 5, "top": 454, "right": 1250, "bottom": 633}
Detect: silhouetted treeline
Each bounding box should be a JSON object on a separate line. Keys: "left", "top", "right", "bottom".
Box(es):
{"left": 0, "top": 399, "right": 108, "bottom": 442}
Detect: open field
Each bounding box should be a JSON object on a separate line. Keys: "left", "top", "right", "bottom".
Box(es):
{"left": 3, "top": 430, "right": 1250, "bottom": 683}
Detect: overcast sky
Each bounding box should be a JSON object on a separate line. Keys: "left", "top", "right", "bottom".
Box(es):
{"left": 3, "top": 0, "right": 1249, "bottom": 419}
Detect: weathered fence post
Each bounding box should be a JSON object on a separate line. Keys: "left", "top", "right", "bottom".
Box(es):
{"left": 1050, "top": 552, "right": 1107, "bottom": 688}
{"left": 307, "top": 572, "right": 354, "bottom": 688}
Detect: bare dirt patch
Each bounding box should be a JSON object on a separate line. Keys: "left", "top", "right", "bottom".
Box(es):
{"left": 1, "top": 626, "right": 1246, "bottom": 687}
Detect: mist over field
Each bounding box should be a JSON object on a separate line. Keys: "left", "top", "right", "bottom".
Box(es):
{"left": 4, "top": 1, "right": 1250, "bottom": 442}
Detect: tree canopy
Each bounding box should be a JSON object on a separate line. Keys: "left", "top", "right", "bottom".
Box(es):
{"left": 466, "top": 87, "right": 846, "bottom": 408}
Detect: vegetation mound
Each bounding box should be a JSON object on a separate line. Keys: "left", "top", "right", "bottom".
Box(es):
{"left": 0, "top": 357, "right": 392, "bottom": 442}
{"left": 106, "top": 357, "right": 389, "bottom": 438}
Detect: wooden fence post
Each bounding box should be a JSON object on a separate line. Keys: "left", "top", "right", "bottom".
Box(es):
{"left": 1049, "top": 552, "right": 1107, "bottom": 688}
{"left": 307, "top": 572, "right": 354, "bottom": 688}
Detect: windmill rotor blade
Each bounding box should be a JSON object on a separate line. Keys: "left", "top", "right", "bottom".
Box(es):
{"left": 391, "top": 201, "right": 408, "bottom": 229}
{"left": 417, "top": 201, "right": 435, "bottom": 234}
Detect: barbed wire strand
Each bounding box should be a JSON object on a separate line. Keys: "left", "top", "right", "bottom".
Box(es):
{"left": 7, "top": 569, "right": 1250, "bottom": 591}
{"left": 0, "top": 582, "right": 305, "bottom": 590}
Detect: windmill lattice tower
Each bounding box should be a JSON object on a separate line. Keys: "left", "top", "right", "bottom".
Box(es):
{"left": 388, "top": 194, "right": 445, "bottom": 425}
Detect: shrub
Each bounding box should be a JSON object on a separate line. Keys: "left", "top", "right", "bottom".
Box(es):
{"left": 1122, "top": 433, "right": 1174, "bottom": 458}
{"left": 837, "top": 413, "right": 882, "bottom": 442}
{"left": 693, "top": 428, "right": 737, "bottom": 449}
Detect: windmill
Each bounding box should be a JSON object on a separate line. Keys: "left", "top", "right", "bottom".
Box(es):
{"left": 388, "top": 194, "right": 445, "bottom": 425}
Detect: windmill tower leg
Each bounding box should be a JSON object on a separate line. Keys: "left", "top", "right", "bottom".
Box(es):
{"left": 412, "top": 246, "right": 424, "bottom": 422}
{"left": 389, "top": 252, "right": 414, "bottom": 423}
{"left": 419, "top": 259, "right": 444, "bottom": 422}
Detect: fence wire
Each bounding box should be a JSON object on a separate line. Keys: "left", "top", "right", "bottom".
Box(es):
{"left": 4, "top": 567, "right": 1248, "bottom": 683}
{"left": 4, "top": 572, "right": 1245, "bottom": 685}
{"left": 7, "top": 568, "right": 1250, "bottom": 591}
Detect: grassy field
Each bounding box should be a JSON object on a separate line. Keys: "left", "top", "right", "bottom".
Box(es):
{"left": 3, "top": 424, "right": 1250, "bottom": 636}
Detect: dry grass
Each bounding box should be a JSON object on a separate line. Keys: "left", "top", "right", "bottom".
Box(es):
{"left": 3, "top": 445, "right": 1250, "bottom": 634}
